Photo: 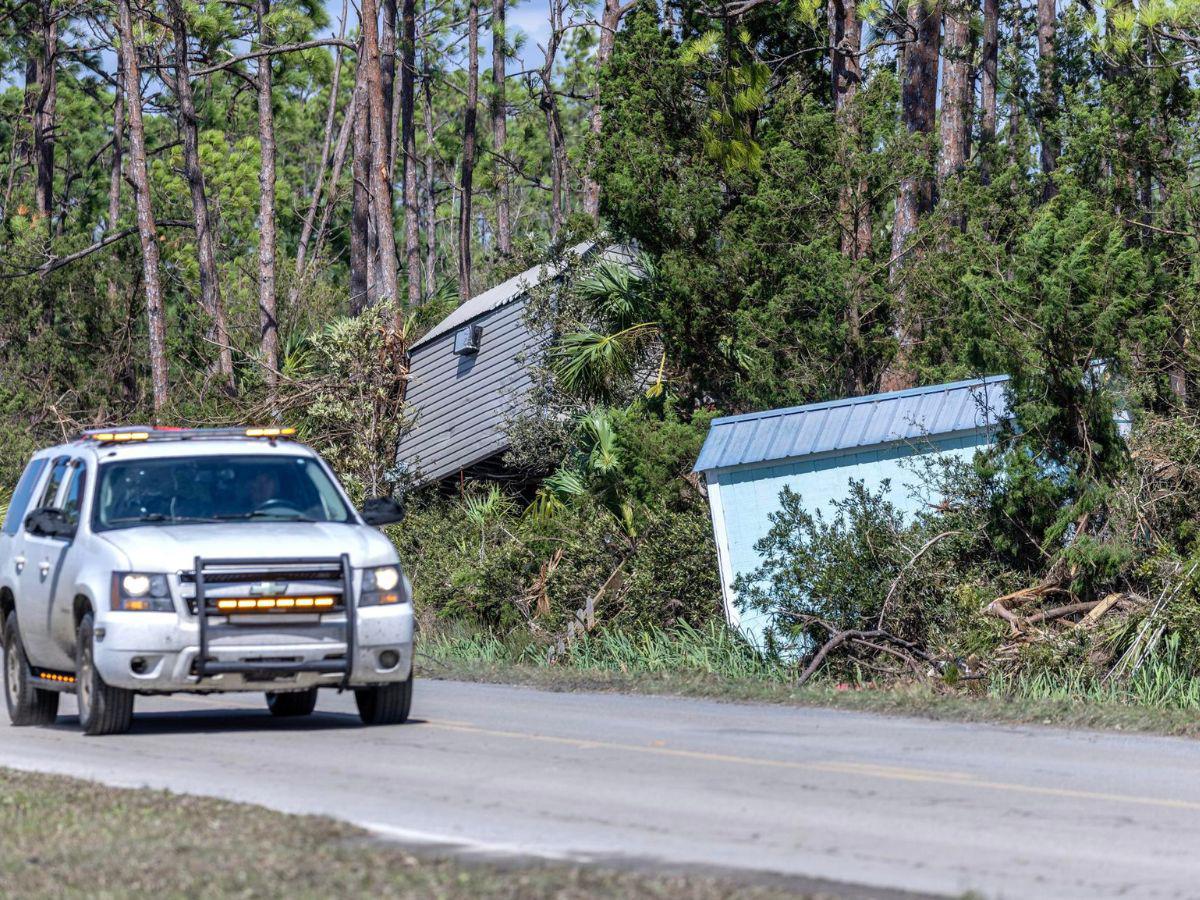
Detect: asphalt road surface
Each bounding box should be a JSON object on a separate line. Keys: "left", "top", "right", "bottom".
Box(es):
{"left": 4, "top": 678, "right": 1200, "bottom": 899}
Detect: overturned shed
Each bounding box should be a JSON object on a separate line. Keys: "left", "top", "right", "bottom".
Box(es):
{"left": 693, "top": 376, "right": 1012, "bottom": 647}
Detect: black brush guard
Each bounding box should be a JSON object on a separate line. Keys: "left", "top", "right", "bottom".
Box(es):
{"left": 193, "top": 554, "right": 355, "bottom": 687}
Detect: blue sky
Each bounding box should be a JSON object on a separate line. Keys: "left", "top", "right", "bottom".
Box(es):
{"left": 321, "top": 0, "right": 571, "bottom": 68}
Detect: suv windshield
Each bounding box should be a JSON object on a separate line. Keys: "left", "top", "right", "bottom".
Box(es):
{"left": 93, "top": 455, "right": 353, "bottom": 530}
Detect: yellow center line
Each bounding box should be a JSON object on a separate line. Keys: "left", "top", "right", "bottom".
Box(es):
{"left": 422, "top": 718, "right": 1200, "bottom": 814}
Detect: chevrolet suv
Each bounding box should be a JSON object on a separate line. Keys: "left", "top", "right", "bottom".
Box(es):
{"left": 1, "top": 426, "right": 413, "bottom": 735}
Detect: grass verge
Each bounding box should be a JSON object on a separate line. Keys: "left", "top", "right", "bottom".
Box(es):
{"left": 416, "top": 622, "right": 1200, "bottom": 739}
{"left": 0, "top": 767, "right": 870, "bottom": 899}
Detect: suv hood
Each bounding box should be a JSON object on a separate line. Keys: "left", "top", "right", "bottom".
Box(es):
{"left": 96, "top": 521, "right": 399, "bottom": 573}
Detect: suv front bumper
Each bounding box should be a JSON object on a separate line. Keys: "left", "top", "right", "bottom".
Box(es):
{"left": 92, "top": 606, "right": 413, "bottom": 692}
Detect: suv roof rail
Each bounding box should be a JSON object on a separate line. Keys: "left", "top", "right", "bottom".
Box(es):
{"left": 79, "top": 426, "right": 297, "bottom": 444}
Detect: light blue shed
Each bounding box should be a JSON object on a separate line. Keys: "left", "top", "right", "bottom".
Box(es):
{"left": 693, "top": 376, "right": 1011, "bottom": 647}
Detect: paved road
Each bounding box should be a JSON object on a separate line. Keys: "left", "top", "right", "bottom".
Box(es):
{"left": 3, "top": 679, "right": 1200, "bottom": 898}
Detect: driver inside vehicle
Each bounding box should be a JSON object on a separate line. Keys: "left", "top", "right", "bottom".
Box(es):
{"left": 249, "top": 469, "right": 281, "bottom": 510}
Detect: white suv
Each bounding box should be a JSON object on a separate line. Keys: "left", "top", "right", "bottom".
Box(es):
{"left": 1, "top": 426, "right": 414, "bottom": 735}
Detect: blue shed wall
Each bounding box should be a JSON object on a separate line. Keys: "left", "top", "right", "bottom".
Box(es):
{"left": 708, "top": 432, "right": 990, "bottom": 647}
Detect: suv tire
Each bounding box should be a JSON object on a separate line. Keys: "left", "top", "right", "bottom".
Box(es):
{"left": 266, "top": 688, "right": 318, "bottom": 717}
{"left": 76, "top": 613, "right": 134, "bottom": 736}
{"left": 3, "top": 615, "right": 59, "bottom": 726}
{"left": 354, "top": 675, "right": 412, "bottom": 726}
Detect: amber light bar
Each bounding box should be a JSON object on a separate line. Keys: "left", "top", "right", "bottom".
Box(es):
{"left": 214, "top": 596, "right": 337, "bottom": 612}
{"left": 37, "top": 671, "right": 76, "bottom": 684}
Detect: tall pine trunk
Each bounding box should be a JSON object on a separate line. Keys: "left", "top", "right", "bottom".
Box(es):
{"left": 350, "top": 42, "right": 371, "bottom": 314}
{"left": 1035, "top": 0, "right": 1058, "bottom": 198}
{"left": 29, "top": 0, "right": 56, "bottom": 230}
{"left": 491, "top": 0, "right": 511, "bottom": 255}
{"left": 457, "top": 0, "right": 479, "bottom": 302}
{"left": 938, "top": 0, "right": 972, "bottom": 188}
{"left": 363, "top": 0, "right": 400, "bottom": 306}
{"left": 423, "top": 47, "right": 437, "bottom": 298}
{"left": 117, "top": 0, "right": 169, "bottom": 413}
{"left": 828, "top": 0, "right": 870, "bottom": 391}
{"left": 381, "top": 0, "right": 398, "bottom": 171}
{"left": 291, "top": 0, "right": 346, "bottom": 303}
{"left": 256, "top": 0, "right": 280, "bottom": 384}
{"left": 583, "top": 0, "right": 623, "bottom": 221}
{"left": 881, "top": 0, "right": 941, "bottom": 393}
{"left": 978, "top": 0, "right": 998, "bottom": 180}
{"left": 402, "top": 0, "right": 421, "bottom": 307}
{"left": 168, "top": 0, "right": 234, "bottom": 389}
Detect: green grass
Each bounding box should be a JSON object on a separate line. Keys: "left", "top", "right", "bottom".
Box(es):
{"left": 418, "top": 622, "right": 1200, "bottom": 739}
{"left": 0, "top": 768, "right": 847, "bottom": 899}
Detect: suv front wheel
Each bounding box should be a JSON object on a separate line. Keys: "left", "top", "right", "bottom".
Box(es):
{"left": 354, "top": 675, "right": 412, "bottom": 725}
{"left": 76, "top": 613, "right": 134, "bottom": 736}
{"left": 3, "top": 614, "right": 59, "bottom": 726}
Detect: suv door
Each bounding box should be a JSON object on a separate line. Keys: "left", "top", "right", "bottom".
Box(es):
{"left": 14, "top": 456, "right": 72, "bottom": 667}
{"left": 47, "top": 459, "right": 90, "bottom": 662}
{"left": 1, "top": 456, "right": 49, "bottom": 608}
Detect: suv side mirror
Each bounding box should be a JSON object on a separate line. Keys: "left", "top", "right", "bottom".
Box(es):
{"left": 361, "top": 496, "right": 405, "bottom": 527}
{"left": 25, "top": 507, "right": 75, "bottom": 540}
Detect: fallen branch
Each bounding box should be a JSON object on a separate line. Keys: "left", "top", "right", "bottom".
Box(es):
{"left": 797, "top": 627, "right": 935, "bottom": 686}
{"left": 876, "top": 529, "right": 961, "bottom": 629}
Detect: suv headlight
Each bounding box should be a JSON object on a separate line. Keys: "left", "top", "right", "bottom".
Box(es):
{"left": 360, "top": 565, "right": 408, "bottom": 607}
{"left": 112, "top": 572, "right": 174, "bottom": 612}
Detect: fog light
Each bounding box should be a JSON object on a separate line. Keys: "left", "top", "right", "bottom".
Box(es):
{"left": 378, "top": 649, "right": 400, "bottom": 669}
{"left": 130, "top": 657, "right": 148, "bottom": 675}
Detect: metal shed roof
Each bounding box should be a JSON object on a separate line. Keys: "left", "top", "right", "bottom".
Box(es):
{"left": 693, "top": 375, "right": 1011, "bottom": 474}
{"left": 409, "top": 241, "right": 597, "bottom": 352}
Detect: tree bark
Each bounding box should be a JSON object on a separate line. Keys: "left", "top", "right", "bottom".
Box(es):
{"left": 978, "top": 0, "right": 998, "bottom": 181}
{"left": 829, "top": 0, "right": 868, "bottom": 257}
{"left": 937, "top": 0, "right": 972, "bottom": 188}
{"left": 32, "top": 0, "right": 56, "bottom": 228}
{"left": 106, "top": 40, "right": 125, "bottom": 312}
{"left": 457, "top": 0, "right": 479, "bottom": 302}
{"left": 381, "top": 0, "right": 398, "bottom": 171}
{"left": 401, "top": 0, "right": 420, "bottom": 308}
{"left": 1035, "top": 0, "right": 1058, "bottom": 198}
{"left": 583, "top": 0, "right": 624, "bottom": 221}
{"left": 256, "top": 0, "right": 280, "bottom": 384}
{"left": 117, "top": 0, "right": 170, "bottom": 413}
{"left": 828, "top": 0, "right": 870, "bottom": 392}
{"left": 423, "top": 46, "right": 437, "bottom": 298}
{"left": 168, "top": 0, "right": 235, "bottom": 389}
{"left": 491, "top": 0, "right": 511, "bottom": 254}
{"left": 289, "top": 0, "right": 347, "bottom": 316}
{"left": 363, "top": 0, "right": 401, "bottom": 306}
{"left": 350, "top": 41, "right": 371, "bottom": 314}
{"left": 540, "top": 0, "right": 566, "bottom": 239}
{"left": 311, "top": 100, "right": 354, "bottom": 271}
{"left": 881, "top": 0, "right": 941, "bottom": 393}
{"left": 1007, "top": 0, "right": 1023, "bottom": 169}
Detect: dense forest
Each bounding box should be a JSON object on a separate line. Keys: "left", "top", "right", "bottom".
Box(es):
{"left": 3, "top": 0, "right": 1200, "bottom": 687}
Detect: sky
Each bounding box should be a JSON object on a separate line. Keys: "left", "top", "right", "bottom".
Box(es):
{"left": 320, "top": 0, "right": 571, "bottom": 69}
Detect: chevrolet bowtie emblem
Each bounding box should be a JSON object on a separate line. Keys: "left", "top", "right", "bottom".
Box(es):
{"left": 249, "top": 581, "right": 287, "bottom": 596}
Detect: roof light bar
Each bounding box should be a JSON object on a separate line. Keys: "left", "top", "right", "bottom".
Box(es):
{"left": 81, "top": 426, "right": 297, "bottom": 443}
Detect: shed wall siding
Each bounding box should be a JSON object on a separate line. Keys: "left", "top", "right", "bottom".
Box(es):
{"left": 710, "top": 432, "right": 989, "bottom": 647}
{"left": 398, "top": 298, "right": 541, "bottom": 483}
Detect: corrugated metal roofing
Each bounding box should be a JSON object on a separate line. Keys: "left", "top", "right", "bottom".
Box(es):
{"left": 693, "top": 375, "right": 1011, "bottom": 473}
{"left": 409, "top": 241, "right": 597, "bottom": 352}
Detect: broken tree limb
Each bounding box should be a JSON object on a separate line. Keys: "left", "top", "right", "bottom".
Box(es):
{"left": 796, "top": 627, "right": 935, "bottom": 686}
{"left": 876, "top": 529, "right": 962, "bottom": 629}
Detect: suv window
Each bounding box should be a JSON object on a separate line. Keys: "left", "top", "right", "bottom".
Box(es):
{"left": 62, "top": 461, "right": 88, "bottom": 527}
{"left": 93, "top": 454, "right": 353, "bottom": 530}
{"left": 35, "top": 456, "right": 70, "bottom": 511}
{"left": 2, "top": 458, "right": 48, "bottom": 535}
